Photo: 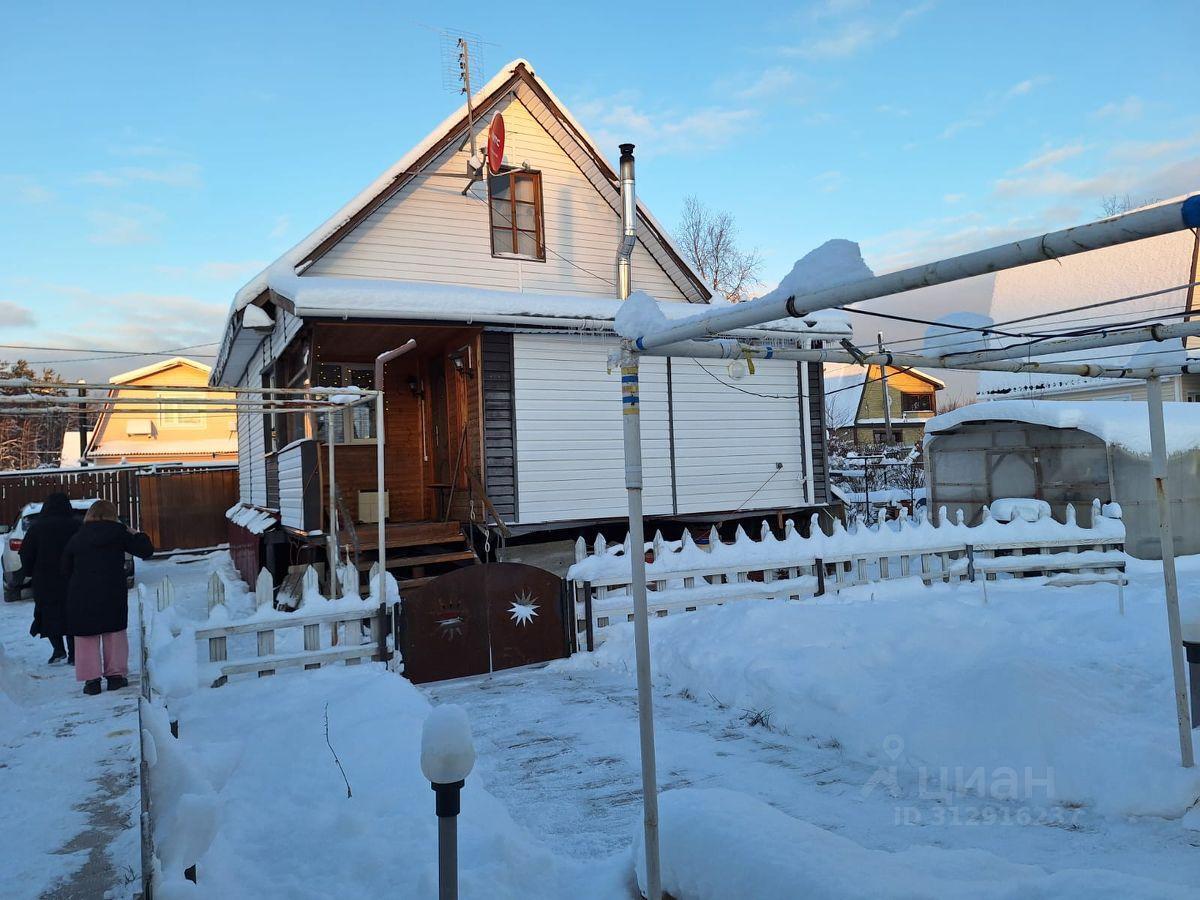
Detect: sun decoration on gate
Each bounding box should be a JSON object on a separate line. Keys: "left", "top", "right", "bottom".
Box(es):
{"left": 508, "top": 590, "right": 539, "bottom": 627}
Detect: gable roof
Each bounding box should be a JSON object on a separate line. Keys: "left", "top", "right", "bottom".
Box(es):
{"left": 230, "top": 59, "right": 708, "bottom": 314}
{"left": 823, "top": 362, "right": 945, "bottom": 428}
{"left": 110, "top": 356, "right": 212, "bottom": 384}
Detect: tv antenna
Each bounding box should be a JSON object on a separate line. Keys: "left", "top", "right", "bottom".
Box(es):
{"left": 440, "top": 30, "right": 488, "bottom": 164}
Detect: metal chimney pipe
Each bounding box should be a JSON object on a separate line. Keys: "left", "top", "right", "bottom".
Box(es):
{"left": 616, "top": 143, "right": 636, "bottom": 300}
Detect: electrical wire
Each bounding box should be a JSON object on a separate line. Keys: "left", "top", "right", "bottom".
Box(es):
{"left": 2, "top": 340, "right": 220, "bottom": 365}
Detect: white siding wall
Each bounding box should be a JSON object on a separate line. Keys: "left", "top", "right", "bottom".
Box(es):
{"left": 237, "top": 410, "right": 252, "bottom": 504}
{"left": 669, "top": 358, "right": 808, "bottom": 514}
{"left": 512, "top": 334, "right": 672, "bottom": 523}
{"left": 307, "top": 94, "right": 688, "bottom": 303}
{"left": 234, "top": 359, "right": 268, "bottom": 508}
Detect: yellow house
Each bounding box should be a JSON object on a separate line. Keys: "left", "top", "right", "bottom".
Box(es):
{"left": 825, "top": 363, "right": 945, "bottom": 446}
{"left": 85, "top": 357, "right": 238, "bottom": 465}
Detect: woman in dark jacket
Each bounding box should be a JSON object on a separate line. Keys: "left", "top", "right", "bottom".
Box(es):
{"left": 18, "top": 492, "right": 80, "bottom": 664}
{"left": 62, "top": 499, "right": 154, "bottom": 695}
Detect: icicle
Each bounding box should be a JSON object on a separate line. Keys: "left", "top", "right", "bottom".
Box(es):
{"left": 255, "top": 568, "right": 274, "bottom": 609}
{"left": 300, "top": 566, "right": 321, "bottom": 607}
{"left": 339, "top": 564, "right": 359, "bottom": 601}
{"left": 1065, "top": 503, "right": 1077, "bottom": 527}
{"left": 207, "top": 572, "right": 225, "bottom": 613}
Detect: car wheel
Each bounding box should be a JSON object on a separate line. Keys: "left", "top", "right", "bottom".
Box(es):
{"left": 3, "top": 581, "right": 20, "bottom": 603}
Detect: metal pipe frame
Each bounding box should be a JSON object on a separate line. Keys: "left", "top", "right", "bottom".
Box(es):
{"left": 633, "top": 196, "right": 1200, "bottom": 350}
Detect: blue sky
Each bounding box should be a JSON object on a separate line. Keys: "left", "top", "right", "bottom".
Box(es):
{"left": 2, "top": 0, "right": 1197, "bottom": 383}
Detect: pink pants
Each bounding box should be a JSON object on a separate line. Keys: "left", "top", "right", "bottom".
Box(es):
{"left": 74, "top": 631, "right": 129, "bottom": 682}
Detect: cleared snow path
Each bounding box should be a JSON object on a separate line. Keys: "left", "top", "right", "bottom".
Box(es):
{"left": 428, "top": 661, "right": 1198, "bottom": 895}
{"left": 0, "top": 581, "right": 144, "bottom": 900}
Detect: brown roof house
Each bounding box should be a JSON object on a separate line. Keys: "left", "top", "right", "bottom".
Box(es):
{"left": 85, "top": 357, "right": 237, "bottom": 465}
{"left": 824, "top": 363, "right": 945, "bottom": 446}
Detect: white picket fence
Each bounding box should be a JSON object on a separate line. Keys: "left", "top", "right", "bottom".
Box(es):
{"left": 568, "top": 502, "right": 1127, "bottom": 648}
{"left": 143, "top": 563, "right": 395, "bottom": 691}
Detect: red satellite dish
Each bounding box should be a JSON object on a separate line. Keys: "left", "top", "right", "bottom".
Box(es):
{"left": 487, "top": 113, "right": 505, "bottom": 174}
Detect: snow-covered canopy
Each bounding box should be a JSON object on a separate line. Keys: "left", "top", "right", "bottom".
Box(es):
{"left": 926, "top": 399, "right": 1200, "bottom": 456}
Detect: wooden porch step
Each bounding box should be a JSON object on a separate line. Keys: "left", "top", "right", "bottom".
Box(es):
{"left": 356, "top": 550, "right": 477, "bottom": 572}
{"left": 348, "top": 521, "right": 464, "bottom": 551}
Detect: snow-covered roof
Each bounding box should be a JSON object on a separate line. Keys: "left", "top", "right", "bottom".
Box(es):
{"left": 19, "top": 498, "right": 100, "bottom": 517}
{"left": 110, "top": 356, "right": 212, "bottom": 384}
{"left": 925, "top": 399, "right": 1200, "bottom": 456}
{"left": 89, "top": 438, "right": 238, "bottom": 458}
{"left": 269, "top": 273, "right": 851, "bottom": 339}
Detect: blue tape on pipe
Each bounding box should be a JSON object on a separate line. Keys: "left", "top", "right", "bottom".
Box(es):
{"left": 635, "top": 337, "right": 645, "bottom": 350}
{"left": 1183, "top": 194, "right": 1200, "bottom": 228}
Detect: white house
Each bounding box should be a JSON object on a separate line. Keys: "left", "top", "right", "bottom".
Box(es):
{"left": 210, "top": 59, "right": 852, "bottom": 580}
{"left": 979, "top": 197, "right": 1200, "bottom": 402}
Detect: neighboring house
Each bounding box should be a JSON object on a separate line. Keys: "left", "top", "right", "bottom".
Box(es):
{"left": 979, "top": 197, "right": 1200, "bottom": 402}
{"left": 824, "top": 363, "right": 944, "bottom": 446}
{"left": 85, "top": 358, "right": 237, "bottom": 465}
{"left": 211, "top": 58, "right": 851, "bottom": 582}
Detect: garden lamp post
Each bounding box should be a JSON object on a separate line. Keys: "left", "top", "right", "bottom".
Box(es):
{"left": 421, "top": 705, "right": 476, "bottom": 900}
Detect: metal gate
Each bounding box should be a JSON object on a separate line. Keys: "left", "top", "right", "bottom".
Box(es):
{"left": 399, "top": 563, "right": 570, "bottom": 684}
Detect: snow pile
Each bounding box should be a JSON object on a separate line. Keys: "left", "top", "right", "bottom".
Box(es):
{"left": 989, "top": 498, "right": 1050, "bottom": 522}
{"left": 567, "top": 565, "right": 1200, "bottom": 818}
{"left": 926, "top": 399, "right": 1200, "bottom": 456}
{"left": 224, "top": 503, "right": 279, "bottom": 535}
{"left": 153, "top": 666, "right": 611, "bottom": 898}
{"left": 638, "top": 788, "right": 1190, "bottom": 899}
{"left": 146, "top": 601, "right": 199, "bottom": 700}
{"left": 567, "top": 505, "right": 1124, "bottom": 584}
{"left": 754, "top": 239, "right": 874, "bottom": 309}
{"left": 612, "top": 290, "right": 670, "bottom": 339}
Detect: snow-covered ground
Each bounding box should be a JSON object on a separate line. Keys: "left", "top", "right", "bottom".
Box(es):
{"left": 0, "top": 567, "right": 145, "bottom": 899}
{"left": 8, "top": 548, "right": 1198, "bottom": 898}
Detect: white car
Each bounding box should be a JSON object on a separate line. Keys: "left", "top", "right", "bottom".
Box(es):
{"left": 1, "top": 499, "right": 136, "bottom": 602}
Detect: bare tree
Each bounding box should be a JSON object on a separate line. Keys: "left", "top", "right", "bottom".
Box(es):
{"left": 1100, "top": 194, "right": 1161, "bottom": 218}
{"left": 676, "top": 196, "right": 764, "bottom": 302}
{"left": 0, "top": 360, "right": 69, "bottom": 471}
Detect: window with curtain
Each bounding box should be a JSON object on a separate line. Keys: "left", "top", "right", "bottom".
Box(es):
{"left": 488, "top": 170, "right": 545, "bottom": 260}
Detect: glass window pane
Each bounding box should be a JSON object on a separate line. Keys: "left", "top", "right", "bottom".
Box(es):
{"left": 317, "top": 413, "right": 346, "bottom": 444}
{"left": 348, "top": 367, "right": 374, "bottom": 391}
{"left": 514, "top": 175, "right": 535, "bottom": 202}
{"left": 490, "top": 199, "right": 511, "bottom": 226}
{"left": 514, "top": 203, "right": 536, "bottom": 231}
{"left": 316, "top": 363, "right": 342, "bottom": 389}
{"left": 516, "top": 231, "right": 540, "bottom": 258}
{"left": 351, "top": 406, "right": 374, "bottom": 441}
{"left": 488, "top": 175, "right": 510, "bottom": 200}
{"left": 492, "top": 227, "right": 514, "bottom": 254}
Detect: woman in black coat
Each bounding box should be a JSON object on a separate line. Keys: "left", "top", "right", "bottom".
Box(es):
{"left": 18, "top": 492, "right": 80, "bottom": 663}
{"left": 62, "top": 499, "right": 154, "bottom": 695}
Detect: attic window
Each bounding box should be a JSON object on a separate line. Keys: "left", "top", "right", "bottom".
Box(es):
{"left": 488, "top": 171, "right": 545, "bottom": 261}
{"left": 900, "top": 392, "right": 934, "bottom": 413}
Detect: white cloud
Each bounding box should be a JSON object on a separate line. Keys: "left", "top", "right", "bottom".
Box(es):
{"left": 875, "top": 104, "right": 910, "bottom": 117}
{"left": 942, "top": 193, "right": 965, "bottom": 204}
{"left": 269, "top": 215, "right": 291, "bottom": 239}
{"left": 573, "top": 94, "right": 757, "bottom": 156}
{"left": 1016, "top": 143, "right": 1086, "bottom": 172}
{"left": 1093, "top": 96, "right": 1144, "bottom": 121}
{"left": 79, "top": 162, "right": 201, "bottom": 189}
{"left": 0, "top": 175, "right": 55, "bottom": 204}
{"left": 87, "top": 206, "right": 163, "bottom": 246}
{"left": 814, "top": 170, "right": 845, "bottom": 193}
{"left": 784, "top": 1, "right": 934, "bottom": 60}
{"left": 0, "top": 300, "right": 36, "bottom": 327}
{"left": 939, "top": 76, "right": 1048, "bottom": 140}
{"left": 734, "top": 67, "right": 799, "bottom": 100}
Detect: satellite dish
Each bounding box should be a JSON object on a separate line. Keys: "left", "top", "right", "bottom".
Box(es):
{"left": 487, "top": 113, "right": 505, "bottom": 174}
